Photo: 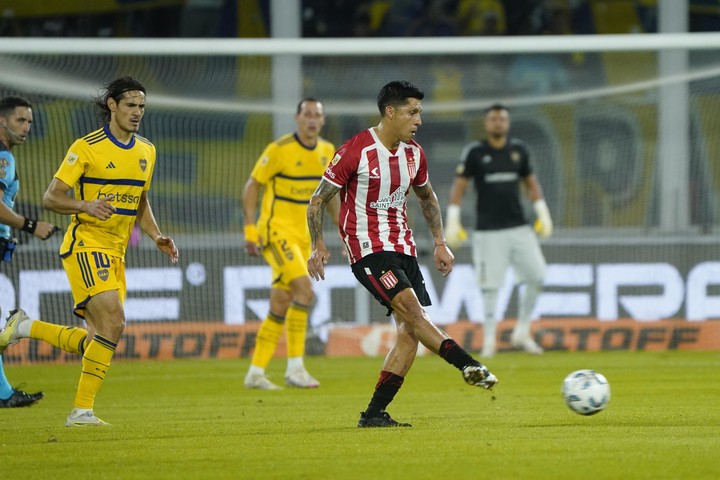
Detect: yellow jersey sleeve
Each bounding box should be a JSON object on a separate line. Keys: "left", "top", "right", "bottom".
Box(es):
{"left": 250, "top": 142, "right": 282, "bottom": 186}
{"left": 55, "top": 139, "right": 91, "bottom": 188}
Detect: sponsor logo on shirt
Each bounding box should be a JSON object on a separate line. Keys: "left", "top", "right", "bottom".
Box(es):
{"left": 369, "top": 186, "right": 406, "bottom": 210}
{"left": 291, "top": 186, "right": 317, "bottom": 197}
{"left": 511, "top": 151, "right": 521, "bottom": 162}
{"left": 98, "top": 191, "right": 141, "bottom": 205}
{"left": 482, "top": 155, "right": 493, "bottom": 164}
{"left": 484, "top": 172, "right": 519, "bottom": 183}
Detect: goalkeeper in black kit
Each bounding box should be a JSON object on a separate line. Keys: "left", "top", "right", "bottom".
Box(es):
{"left": 446, "top": 104, "right": 553, "bottom": 358}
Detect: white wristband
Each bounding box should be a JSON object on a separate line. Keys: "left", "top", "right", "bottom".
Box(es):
{"left": 533, "top": 199, "right": 550, "bottom": 221}
{"left": 447, "top": 204, "right": 461, "bottom": 224}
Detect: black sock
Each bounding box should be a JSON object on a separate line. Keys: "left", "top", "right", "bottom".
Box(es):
{"left": 438, "top": 339, "right": 479, "bottom": 371}
{"left": 365, "top": 370, "right": 404, "bottom": 417}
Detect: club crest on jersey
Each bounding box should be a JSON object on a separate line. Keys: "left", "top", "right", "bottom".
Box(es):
{"left": 482, "top": 155, "right": 492, "bottom": 164}
{"left": 65, "top": 152, "right": 78, "bottom": 165}
{"left": 97, "top": 269, "right": 109, "bottom": 281}
{"left": 405, "top": 147, "right": 417, "bottom": 178}
{"left": 379, "top": 271, "right": 398, "bottom": 290}
{"left": 139, "top": 158, "right": 147, "bottom": 171}
{"left": 511, "top": 151, "right": 521, "bottom": 163}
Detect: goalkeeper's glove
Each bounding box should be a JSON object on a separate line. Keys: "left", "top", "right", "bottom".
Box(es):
{"left": 445, "top": 204, "right": 468, "bottom": 249}
{"left": 533, "top": 199, "right": 553, "bottom": 239}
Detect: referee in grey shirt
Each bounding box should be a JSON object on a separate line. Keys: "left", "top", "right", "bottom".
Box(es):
{"left": 445, "top": 104, "right": 552, "bottom": 358}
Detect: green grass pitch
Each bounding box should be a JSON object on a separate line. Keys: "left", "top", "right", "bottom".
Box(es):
{"left": 1, "top": 350, "right": 719, "bottom": 479}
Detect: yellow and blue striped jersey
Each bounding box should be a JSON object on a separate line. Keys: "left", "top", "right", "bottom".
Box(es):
{"left": 251, "top": 133, "right": 335, "bottom": 242}
{"left": 55, "top": 125, "right": 156, "bottom": 259}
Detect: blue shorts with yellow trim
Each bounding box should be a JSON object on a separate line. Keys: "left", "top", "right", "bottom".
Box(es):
{"left": 62, "top": 251, "right": 126, "bottom": 318}
{"left": 261, "top": 230, "right": 310, "bottom": 291}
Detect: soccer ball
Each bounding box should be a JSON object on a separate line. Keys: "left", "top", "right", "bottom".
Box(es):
{"left": 561, "top": 369, "right": 610, "bottom": 415}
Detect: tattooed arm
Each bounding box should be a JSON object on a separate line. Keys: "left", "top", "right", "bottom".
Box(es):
{"left": 413, "top": 181, "right": 454, "bottom": 276}
{"left": 307, "top": 179, "right": 341, "bottom": 281}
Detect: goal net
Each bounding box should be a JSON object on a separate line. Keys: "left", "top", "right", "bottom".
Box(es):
{"left": 2, "top": 34, "right": 720, "bottom": 361}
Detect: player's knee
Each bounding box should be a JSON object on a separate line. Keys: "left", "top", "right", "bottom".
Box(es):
{"left": 106, "top": 312, "right": 126, "bottom": 338}
{"left": 290, "top": 276, "right": 315, "bottom": 305}
{"left": 293, "top": 287, "right": 314, "bottom": 306}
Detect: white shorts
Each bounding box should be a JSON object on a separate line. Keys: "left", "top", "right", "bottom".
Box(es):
{"left": 471, "top": 225, "right": 546, "bottom": 289}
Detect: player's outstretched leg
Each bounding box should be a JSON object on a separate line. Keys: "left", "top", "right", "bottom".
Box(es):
{"left": 0, "top": 308, "right": 88, "bottom": 356}
{"left": 0, "top": 309, "right": 32, "bottom": 353}
{"left": 439, "top": 339, "right": 499, "bottom": 390}
{"left": 392, "top": 294, "right": 499, "bottom": 390}
{"left": 0, "top": 310, "right": 44, "bottom": 408}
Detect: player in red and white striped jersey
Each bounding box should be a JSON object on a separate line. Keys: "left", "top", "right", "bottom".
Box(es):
{"left": 322, "top": 126, "right": 426, "bottom": 262}
{"left": 307, "top": 81, "right": 498, "bottom": 428}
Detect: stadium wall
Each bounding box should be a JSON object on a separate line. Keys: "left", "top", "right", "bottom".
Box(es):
{"left": 3, "top": 241, "right": 719, "bottom": 363}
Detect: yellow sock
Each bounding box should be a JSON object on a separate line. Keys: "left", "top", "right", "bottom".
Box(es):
{"left": 286, "top": 302, "right": 310, "bottom": 358}
{"left": 30, "top": 321, "right": 88, "bottom": 355}
{"left": 74, "top": 334, "right": 116, "bottom": 410}
{"left": 250, "top": 312, "right": 285, "bottom": 369}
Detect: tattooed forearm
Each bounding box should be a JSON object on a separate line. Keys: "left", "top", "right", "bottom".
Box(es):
{"left": 308, "top": 179, "right": 340, "bottom": 246}
{"left": 414, "top": 183, "right": 445, "bottom": 242}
